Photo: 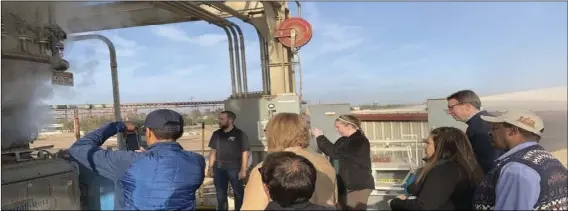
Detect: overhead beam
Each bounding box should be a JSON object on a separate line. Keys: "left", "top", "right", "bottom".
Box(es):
{"left": 57, "top": 1, "right": 266, "bottom": 34}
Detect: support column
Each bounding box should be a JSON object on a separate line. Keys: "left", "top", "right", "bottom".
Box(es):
{"left": 251, "top": 2, "right": 295, "bottom": 95}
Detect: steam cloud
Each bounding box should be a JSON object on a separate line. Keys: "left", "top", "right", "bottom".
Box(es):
{"left": 1, "top": 60, "right": 55, "bottom": 150}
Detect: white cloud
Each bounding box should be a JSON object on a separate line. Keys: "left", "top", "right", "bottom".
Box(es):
{"left": 299, "top": 4, "right": 368, "bottom": 62}
{"left": 151, "top": 25, "right": 226, "bottom": 47}
{"left": 193, "top": 34, "right": 228, "bottom": 47}
{"left": 65, "top": 33, "right": 144, "bottom": 59}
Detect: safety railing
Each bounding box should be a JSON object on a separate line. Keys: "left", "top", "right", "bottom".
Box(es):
{"left": 369, "top": 138, "right": 424, "bottom": 166}
{"left": 368, "top": 138, "right": 424, "bottom": 198}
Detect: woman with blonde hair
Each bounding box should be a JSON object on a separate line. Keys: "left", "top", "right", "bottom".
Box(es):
{"left": 241, "top": 113, "right": 338, "bottom": 210}
{"left": 311, "top": 114, "right": 375, "bottom": 210}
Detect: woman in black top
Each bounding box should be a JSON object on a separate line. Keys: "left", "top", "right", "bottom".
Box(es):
{"left": 389, "top": 127, "right": 484, "bottom": 210}
{"left": 311, "top": 114, "right": 375, "bottom": 210}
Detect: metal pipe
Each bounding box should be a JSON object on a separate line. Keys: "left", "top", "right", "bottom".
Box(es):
{"left": 227, "top": 26, "right": 243, "bottom": 97}
{"left": 261, "top": 33, "right": 271, "bottom": 94}
{"left": 234, "top": 25, "right": 248, "bottom": 97}
{"left": 68, "top": 34, "right": 124, "bottom": 150}
{"left": 256, "top": 29, "right": 267, "bottom": 94}
{"left": 224, "top": 27, "right": 238, "bottom": 98}
{"left": 297, "top": 51, "right": 303, "bottom": 98}
{"left": 180, "top": 2, "right": 246, "bottom": 98}
{"left": 73, "top": 109, "right": 80, "bottom": 140}
{"left": 205, "top": 2, "right": 254, "bottom": 96}
{"left": 153, "top": 2, "right": 239, "bottom": 98}
{"left": 295, "top": 1, "right": 301, "bottom": 17}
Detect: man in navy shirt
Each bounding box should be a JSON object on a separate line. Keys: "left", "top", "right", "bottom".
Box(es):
{"left": 447, "top": 90, "right": 502, "bottom": 174}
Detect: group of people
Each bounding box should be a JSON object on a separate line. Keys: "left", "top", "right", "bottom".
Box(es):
{"left": 67, "top": 89, "right": 567, "bottom": 211}
{"left": 389, "top": 90, "right": 567, "bottom": 210}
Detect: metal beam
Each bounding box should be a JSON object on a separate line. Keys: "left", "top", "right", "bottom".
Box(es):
{"left": 57, "top": 1, "right": 265, "bottom": 34}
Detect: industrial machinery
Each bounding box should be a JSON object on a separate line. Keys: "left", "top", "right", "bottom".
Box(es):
{"left": 2, "top": 1, "right": 312, "bottom": 210}
{"left": 1, "top": 2, "right": 80, "bottom": 210}
{"left": 1, "top": 2, "right": 125, "bottom": 210}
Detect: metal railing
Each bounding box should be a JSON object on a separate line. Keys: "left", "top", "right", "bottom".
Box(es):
{"left": 369, "top": 138, "right": 424, "bottom": 167}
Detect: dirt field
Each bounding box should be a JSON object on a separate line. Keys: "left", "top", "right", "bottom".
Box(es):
{"left": 31, "top": 125, "right": 217, "bottom": 154}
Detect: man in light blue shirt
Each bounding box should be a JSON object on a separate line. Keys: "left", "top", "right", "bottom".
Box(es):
{"left": 472, "top": 109, "right": 567, "bottom": 210}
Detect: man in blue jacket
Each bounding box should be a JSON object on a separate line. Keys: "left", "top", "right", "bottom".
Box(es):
{"left": 69, "top": 109, "right": 206, "bottom": 210}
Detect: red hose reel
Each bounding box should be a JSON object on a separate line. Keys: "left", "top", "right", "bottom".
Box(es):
{"left": 275, "top": 17, "right": 313, "bottom": 48}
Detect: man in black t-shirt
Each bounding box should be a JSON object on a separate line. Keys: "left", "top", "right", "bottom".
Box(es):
{"left": 207, "top": 110, "right": 250, "bottom": 211}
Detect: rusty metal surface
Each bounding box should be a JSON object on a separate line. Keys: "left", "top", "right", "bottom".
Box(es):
{"left": 1, "top": 158, "right": 80, "bottom": 210}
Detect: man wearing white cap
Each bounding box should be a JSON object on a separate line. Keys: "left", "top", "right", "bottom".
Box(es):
{"left": 472, "top": 109, "right": 567, "bottom": 210}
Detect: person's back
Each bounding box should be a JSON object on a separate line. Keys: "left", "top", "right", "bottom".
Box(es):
{"left": 241, "top": 113, "right": 337, "bottom": 210}
{"left": 287, "top": 147, "right": 338, "bottom": 206}
{"left": 121, "top": 143, "right": 205, "bottom": 209}
{"left": 68, "top": 109, "right": 206, "bottom": 210}
{"left": 260, "top": 152, "right": 337, "bottom": 211}
{"left": 245, "top": 147, "right": 337, "bottom": 210}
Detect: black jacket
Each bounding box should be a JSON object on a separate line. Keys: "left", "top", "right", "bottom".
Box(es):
{"left": 466, "top": 110, "right": 502, "bottom": 174}
{"left": 390, "top": 160, "right": 475, "bottom": 210}
{"left": 316, "top": 131, "right": 375, "bottom": 191}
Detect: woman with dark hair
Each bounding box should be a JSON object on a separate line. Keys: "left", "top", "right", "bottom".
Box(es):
{"left": 311, "top": 114, "right": 375, "bottom": 210}
{"left": 389, "top": 126, "right": 484, "bottom": 210}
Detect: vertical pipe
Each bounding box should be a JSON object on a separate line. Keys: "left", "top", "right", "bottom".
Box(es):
{"left": 256, "top": 29, "right": 267, "bottom": 94}
{"left": 69, "top": 34, "right": 123, "bottom": 149}
{"left": 47, "top": 2, "right": 56, "bottom": 25}
{"left": 73, "top": 109, "right": 80, "bottom": 140}
{"left": 297, "top": 51, "right": 303, "bottom": 97}
{"left": 295, "top": 1, "right": 302, "bottom": 17}
{"left": 234, "top": 25, "right": 248, "bottom": 97}
{"left": 262, "top": 36, "right": 271, "bottom": 94}
{"left": 223, "top": 27, "right": 237, "bottom": 97}
{"left": 199, "top": 122, "right": 205, "bottom": 205}
{"left": 228, "top": 26, "right": 243, "bottom": 97}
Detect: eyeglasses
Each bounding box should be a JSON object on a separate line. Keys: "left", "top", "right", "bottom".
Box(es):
{"left": 447, "top": 102, "right": 464, "bottom": 110}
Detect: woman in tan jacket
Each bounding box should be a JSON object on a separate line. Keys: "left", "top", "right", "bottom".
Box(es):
{"left": 241, "top": 113, "right": 338, "bottom": 210}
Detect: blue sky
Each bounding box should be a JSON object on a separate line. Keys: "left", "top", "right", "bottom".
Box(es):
{"left": 50, "top": 2, "right": 567, "bottom": 105}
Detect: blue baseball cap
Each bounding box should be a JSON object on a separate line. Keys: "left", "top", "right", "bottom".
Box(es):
{"left": 143, "top": 109, "right": 184, "bottom": 130}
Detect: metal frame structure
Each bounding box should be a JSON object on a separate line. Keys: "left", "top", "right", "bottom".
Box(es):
{"left": 57, "top": 1, "right": 298, "bottom": 96}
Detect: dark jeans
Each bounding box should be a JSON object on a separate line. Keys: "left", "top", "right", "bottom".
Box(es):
{"left": 213, "top": 162, "right": 244, "bottom": 211}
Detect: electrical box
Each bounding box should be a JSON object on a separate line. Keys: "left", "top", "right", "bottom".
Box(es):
{"left": 305, "top": 104, "right": 351, "bottom": 173}
{"left": 225, "top": 94, "right": 301, "bottom": 166}
{"left": 306, "top": 104, "right": 351, "bottom": 152}
{"left": 427, "top": 98, "right": 467, "bottom": 132}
